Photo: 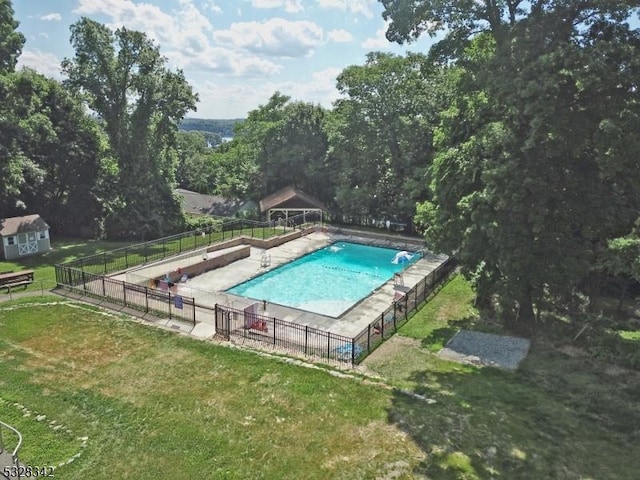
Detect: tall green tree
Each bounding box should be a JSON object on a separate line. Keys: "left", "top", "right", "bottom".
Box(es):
{"left": 225, "top": 92, "right": 332, "bottom": 204}
{"left": 329, "top": 52, "right": 445, "bottom": 222}
{"left": 175, "top": 131, "right": 217, "bottom": 194}
{"left": 0, "top": 0, "right": 23, "bottom": 73}
{"left": 387, "top": 1, "right": 640, "bottom": 327}
{"left": 62, "top": 18, "right": 198, "bottom": 239}
{"left": 0, "top": 0, "right": 28, "bottom": 212}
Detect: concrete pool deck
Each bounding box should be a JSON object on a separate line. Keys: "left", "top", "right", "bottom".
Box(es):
{"left": 118, "top": 231, "right": 448, "bottom": 338}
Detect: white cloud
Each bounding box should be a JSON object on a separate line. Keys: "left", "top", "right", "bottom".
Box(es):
{"left": 251, "top": 0, "right": 304, "bottom": 13}
{"left": 315, "top": 0, "right": 377, "bottom": 19}
{"left": 194, "top": 66, "right": 341, "bottom": 117}
{"left": 361, "top": 20, "right": 392, "bottom": 50}
{"left": 40, "top": 13, "right": 62, "bottom": 21}
{"left": 74, "top": 0, "right": 213, "bottom": 54}
{"left": 328, "top": 29, "right": 353, "bottom": 43}
{"left": 72, "top": 0, "right": 280, "bottom": 76}
{"left": 214, "top": 18, "right": 323, "bottom": 58}
{"left": 168, "top": 47, "right": 282, "bottom": 77}
{"left": 17, "top": 49, "right": 62, "bottom": 79}
{"left": 203, "top": 1, "right": 223, "bottom": 14}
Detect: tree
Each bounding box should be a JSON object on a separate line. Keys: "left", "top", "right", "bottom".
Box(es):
{"left": 329, "top": 52, "right": 444, "bottom": 222}
{"left": 175, "top": 131, "right": 217, "bottom": 193}
{"left": 62, "top": 18, "right": 198, "bottom": 239}
{"left": 0, "top": 0, "right": 29, "bottom": 211}
{"left": 0, "top": 69, "right": 115, "bottom": 234}
{"left": 224, "top": 92, "right": 333, "bottom": 204}
{"left": 388, "top": 1, "right": 640, "bottom": 328}
{"left": 0, "top": 0, "right": 24, "bottom": 74}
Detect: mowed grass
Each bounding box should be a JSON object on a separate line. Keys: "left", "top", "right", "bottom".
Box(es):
{"left": 0, "top": 299, "right": 423, "bottom": 479}
{"left": 364, "top": 274, "right": 640, "bottom": 479}
{"left": 0, "top": 237, "right": 135, "bottom": 291}
{"left": 0, "top": 226, "right": 288, "bottom": 293}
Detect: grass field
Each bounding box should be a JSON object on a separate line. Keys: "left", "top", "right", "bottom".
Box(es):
{"left": 0, "top": 237, "right": 135, "bottom": 291}
{"left": 364, "top": 275, "right": 640, "bottom": 479}
{"left": 0, "top": 226, "right": 288, "bottom": 293}
{"left": 1, "top": 275, "right": 639, "bottom": 479}
{"left": 0, "top": 297, "right": 422, "bottom": 479}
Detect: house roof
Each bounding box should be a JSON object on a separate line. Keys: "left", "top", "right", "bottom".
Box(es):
{"left": 0, "top": 214, "right": 50, "bottom": 236}
{"left": 175, "top": 188, "right": 251, "bottom": 217}
{"left": 259, "top": 186, "right": 326, "bottom": 213}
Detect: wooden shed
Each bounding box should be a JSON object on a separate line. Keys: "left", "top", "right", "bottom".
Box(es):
{"left": 0, "top": 214, "right": 51, "bottom": 260}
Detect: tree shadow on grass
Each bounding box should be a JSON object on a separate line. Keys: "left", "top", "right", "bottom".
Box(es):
{"left": 419, "top": 315, "right": 480, "bottom": 352}
{"left": 385, "top": 347, "right": 640, "bottom": 479}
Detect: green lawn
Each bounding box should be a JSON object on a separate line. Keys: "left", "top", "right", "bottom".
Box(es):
{"left": 0, "top": 237, "right": 135, "bottom": 291}
{"left": 0, "top": 298, "right": 423, "bottom": 479}
{"left": 364, "top": 274, "right": 640, "bottom": 479}
{"left": 0, "top": 226, "right": 288, "bottom": 292}
{"left": 2, "top": 275, "right": 639, "bottom": 479}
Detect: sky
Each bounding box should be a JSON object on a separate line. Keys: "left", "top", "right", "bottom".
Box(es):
{"left": 13, "top": 0, "right": 438, "bottom": 119}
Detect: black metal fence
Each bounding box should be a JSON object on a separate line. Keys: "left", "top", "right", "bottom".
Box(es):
{"left": 54, "top": 215, "right": 455, "bottom": 366}
{"left": 55, "top": 267, "right": 197, "bottom": 325}
{"left": 213, "top": 304, "right": 359, "bottom": 364}
{"left": 63, "top": 214, "right": 321, "bottom": 276}
{"left": 352, "top": 257, "right": 457, "bottom": 361}
{"left": 326, "top": 212, "right": 419, "bottom": 236}
{"left": 212, "top": 257, "right": 456, "bottom": 366}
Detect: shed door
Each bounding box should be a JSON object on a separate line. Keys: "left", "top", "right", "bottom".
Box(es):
{"left": 17, "top": 232, "right": 38, "bottom": 255}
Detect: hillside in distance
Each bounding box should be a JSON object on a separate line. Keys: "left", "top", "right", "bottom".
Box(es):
{"left": 179, "top": 118, "right": 244, "bottom": 138}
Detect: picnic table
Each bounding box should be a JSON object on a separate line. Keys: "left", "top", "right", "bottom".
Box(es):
{"left": 0, "top": 270, "right": 35, "bottom": 292}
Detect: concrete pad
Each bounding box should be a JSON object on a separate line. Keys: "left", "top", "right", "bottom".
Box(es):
{"left": 439, "top": 330, "right": 531, "bottom": 370}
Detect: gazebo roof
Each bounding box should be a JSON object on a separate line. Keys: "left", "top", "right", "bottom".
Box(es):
{"left": 259, "top": 186, "right": 326, "bottom": 213}
{"left": 0, "top": 214, "right": 49, "bottom": 236}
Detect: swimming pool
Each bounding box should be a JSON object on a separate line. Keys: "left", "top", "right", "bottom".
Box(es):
{"left": 226, "top": 242, "right": 420, "bottom": 317}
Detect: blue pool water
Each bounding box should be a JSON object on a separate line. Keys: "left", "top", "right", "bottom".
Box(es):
{"left": 226, "top": 242, "right": 420, "bottom": 317}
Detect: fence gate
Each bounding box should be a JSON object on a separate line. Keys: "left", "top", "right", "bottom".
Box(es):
{"left": 214, "top": 305, "right": 231, "bottom": 337}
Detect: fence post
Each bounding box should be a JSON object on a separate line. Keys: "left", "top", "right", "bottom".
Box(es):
{"left": 102, "top": 277, "right": 106, "bottom": 297}
{"left": 125, "top": 248, "right": 129, "bottom": 269}
{"left": 380, "top": 313, "right": 384, "bottom": 338}
{"left": 422, "top": 277, "right": 427, "bottom": 302}
{"left": 103, "top": 252, "right": 107, "bottom": 274}
{"left": 327, "top": 333, "right": 331, "bottom": 358}
{"left": 168, "top": 291, "right": 172, "bottom": 319}
{"left": 351, "top": 338, "right": 356, "bottom": 365}
{"left": 144, "top": 243, "right": 148, "bottom": 264}
{"left": 192, "top": 299, "right": 196, "bottom": 326}
{"left": 393, "top": 306, "right": 397, "bottom": 330}
{"left": 81, "top": 271, "right": 87, "bottom": 292}
{"left": 404, "top": 295, "right": 408, "bottom": 320}
{"left": 304, "top": 326, "right": 308, "bottom": 354}
{"left": 145, "top": 286, "right": 149, "bottom": 313}
{"left": 273, "top": 318, "right": 277, "bottom": 345}
{"left": 179, "top": 237, "right": 182, "bottom": 254}
{"left": 123, "top": 282, "right": 127, "bottom": 306}
{"left": 367, "top": 324, "right": 371, "bottom": 352}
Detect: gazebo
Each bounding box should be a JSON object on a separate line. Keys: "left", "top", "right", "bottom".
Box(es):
{"left": 259, "top": 186, "right": 326, "bottom": 224}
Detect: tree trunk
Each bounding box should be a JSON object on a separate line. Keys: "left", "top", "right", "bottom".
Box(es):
{"left": 617, "top": 281, "right": 629, "bottom": 314}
